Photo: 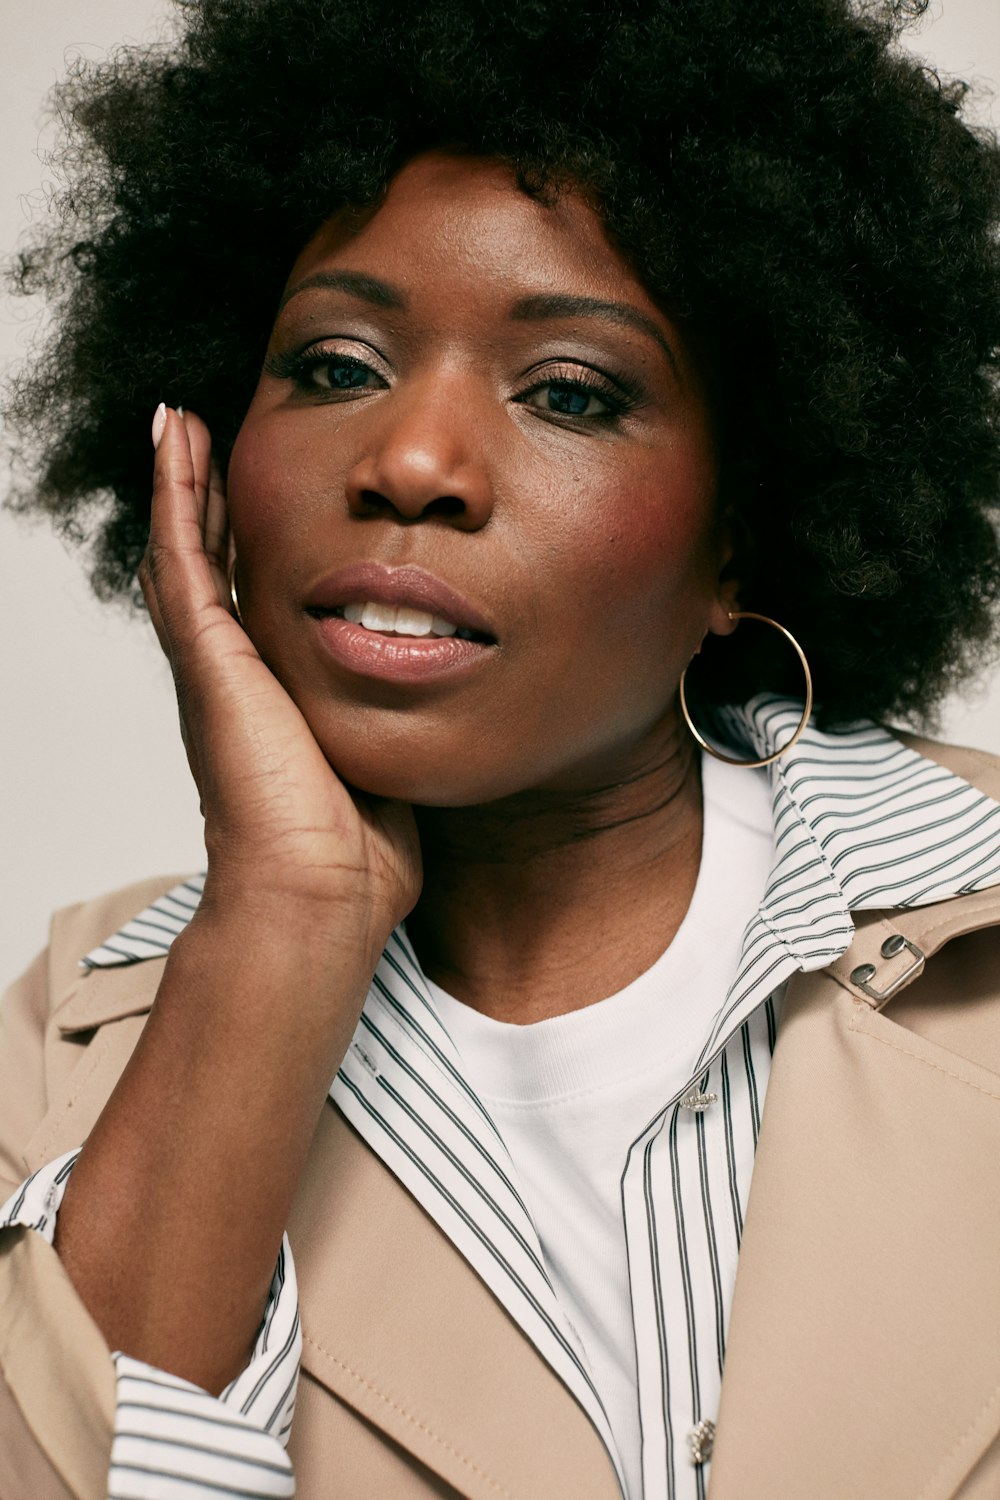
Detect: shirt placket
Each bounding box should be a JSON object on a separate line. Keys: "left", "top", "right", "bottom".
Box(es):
{"left": 623, "top": 1000, "right": 779, "bottom": 1500}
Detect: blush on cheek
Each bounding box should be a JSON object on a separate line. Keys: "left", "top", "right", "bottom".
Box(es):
{"left": 597, "top": 464, "right": 720, "bottom": 595}
{"left": 226, "top": 423, "right": 272, "bottom": 536}
{"left": 226, "top": 415, "right": 323, "bottom": 557}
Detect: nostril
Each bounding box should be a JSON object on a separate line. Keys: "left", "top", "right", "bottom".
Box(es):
{"left": 355, "top": 490, "right": 466, "bottom": 520}
{"left": 425, "top": 496, "right": 465, "bottom": 518}
{"left": 355, "top": 489, "right": 392, "bottom": 515}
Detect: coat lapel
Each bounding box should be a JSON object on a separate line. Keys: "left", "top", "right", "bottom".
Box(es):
{"left": 708, "top": 895, "right": 1000, "bottom": 1500}
{"left": 287, "top": 1100, "right": 622, "bottom": 1500}
{"left": 35, "top": 960, "right": 621, "bottom": 1500}
{"left": 23, "top": 962, "right": 164, "bottom": 1175}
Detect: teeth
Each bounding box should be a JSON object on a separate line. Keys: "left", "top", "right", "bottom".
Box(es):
{"left": 395, "top": 606, "right": 433, "bottom": 637}
{"left": 343, "top": 602, "right": 460, "bottom": 638}
{"left": 360, "top": 602, "right": 398, "bottom": 632}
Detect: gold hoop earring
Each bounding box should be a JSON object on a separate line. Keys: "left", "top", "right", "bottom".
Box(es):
{"left": 678, "top": 611, "right": 813, "bottom": 769}
{"left": 228, "top": 558, "right": 243, "bottom": 625}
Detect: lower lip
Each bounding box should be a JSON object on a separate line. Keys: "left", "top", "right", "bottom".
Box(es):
{"left": 312, "top": 614, "right": 495, "bottom": 684}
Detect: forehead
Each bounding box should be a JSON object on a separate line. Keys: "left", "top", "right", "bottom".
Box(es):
{"left": 284, "top": 150, "right": 659, "bottom": 314}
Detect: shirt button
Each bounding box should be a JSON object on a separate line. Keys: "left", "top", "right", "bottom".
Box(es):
{"left": 687, "top": 1418, "right": 716, "bottom": 1464}
{"left": 680, "top": 1090, "right": 718, "bottom": 1112}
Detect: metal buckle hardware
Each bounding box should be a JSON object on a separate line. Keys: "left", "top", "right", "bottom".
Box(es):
{"left": 850, "top": 936, "right": 925, "bottom": 1006}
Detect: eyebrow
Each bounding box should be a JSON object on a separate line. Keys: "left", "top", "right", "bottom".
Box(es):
{"left": 279, "top": 274, "right": 678, "bottom": 371}
{"left": 279, "top": 270, "right": 407, "bottom": 313}
{"left": 510, "top": 293, "right": 677, "bottom": 371}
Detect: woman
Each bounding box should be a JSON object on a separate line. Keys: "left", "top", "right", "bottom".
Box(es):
{"left": 1, "top": 2, "right": 999, "bottom": 1497}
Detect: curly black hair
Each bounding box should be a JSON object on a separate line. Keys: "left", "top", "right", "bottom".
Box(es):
{"left": 4, "top": 0, "right": 1000, "bottom": 726}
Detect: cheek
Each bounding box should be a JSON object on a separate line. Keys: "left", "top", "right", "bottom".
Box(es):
{"left": 226, "top": 412, "right": 338, "bottom": 564}
{"left": 558, "top": 438, "right": 722, "bottom": 623}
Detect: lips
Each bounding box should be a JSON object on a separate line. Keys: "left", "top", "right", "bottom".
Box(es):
{"left": 305, "top": 562, "right": 497, "bottom": 685}
{"left": 339, "top": 601, "right": 464, "bottom": 638}
{"left": 304, "top": 563, "right": 496, "bottom": 642}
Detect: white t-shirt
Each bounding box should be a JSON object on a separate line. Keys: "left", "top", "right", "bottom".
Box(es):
{"left": 427, "top": 754, "right": 775, "bottom": 1498}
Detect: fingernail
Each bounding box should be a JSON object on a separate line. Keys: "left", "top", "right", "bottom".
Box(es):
{"left": 176, "top": 404, "right": 185, "bottom": 419}
{"left": 151, "top": 402, "right": 167, "bottom": 449}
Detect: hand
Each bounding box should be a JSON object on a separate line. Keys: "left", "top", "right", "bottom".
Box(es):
{"left": 51, "top": 407, "right": 420, "bottom": 1393}
{"left": 139, "top": 406, "right": 421, "bottom": 967}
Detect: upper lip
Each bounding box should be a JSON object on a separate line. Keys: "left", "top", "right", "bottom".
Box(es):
{"left": 304, "top": 563, "right": 496, "bottom": 639}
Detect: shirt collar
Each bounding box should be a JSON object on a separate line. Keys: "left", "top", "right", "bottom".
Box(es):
{"left": 687, "top": 698, "right": 1000, "bottom": 1065}
{"left": 81, "top": 696, "right": 1000, "bottom": 972}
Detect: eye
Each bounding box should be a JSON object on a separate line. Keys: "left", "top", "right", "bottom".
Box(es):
{"left": 306, "top": 354, "right": 382, "bottom": 392}
{"left": 514, "top": 365, "right": 634, "bottom": 422}
{"left": 265, "top": 341, "right": 389, "bottom": 396}
{"left": 536, "top": 380, "right": 611, "bottom": 417}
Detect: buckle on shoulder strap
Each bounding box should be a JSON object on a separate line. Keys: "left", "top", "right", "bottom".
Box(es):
{"left": 849, "top": 935, "right": 926, "bottom": 1007}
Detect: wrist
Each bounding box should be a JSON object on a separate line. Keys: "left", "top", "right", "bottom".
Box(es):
{"left": 158, "top": 898, "right": 381, "bottom": 1071}
{"left": 190, "top": 873, "right": 395, "bottom": 979}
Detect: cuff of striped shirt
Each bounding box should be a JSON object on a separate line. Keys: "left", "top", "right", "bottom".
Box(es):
{"left": 1, "top": 1151, "right": 300, "bottom": 1498}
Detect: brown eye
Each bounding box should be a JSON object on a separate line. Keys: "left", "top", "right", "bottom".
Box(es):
{"left": 265, "top": 341, "right": 391, "bottom": 394}
{"left": 544, "top": 381, "right": 607, "bottom": 416}
{"left": 515, "top": 367, "right": 632, "bottom": 423}
{"left": 309, "top": 356, "right": 380, "bottom": 391}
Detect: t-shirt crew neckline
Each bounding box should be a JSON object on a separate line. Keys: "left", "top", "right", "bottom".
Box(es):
{"left": 424, "top": 752, "right": 776, "bottom": 1113}
{"left": 421, "top": 754, "right": 777, "bottom": 1500}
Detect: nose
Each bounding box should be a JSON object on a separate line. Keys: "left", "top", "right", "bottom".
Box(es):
{"left": 345, "top": 374, "right": 494, "bottom": 530}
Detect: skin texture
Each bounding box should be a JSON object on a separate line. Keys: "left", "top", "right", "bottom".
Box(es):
{"left": 53, "top": 153, "right": 739, "bottom": 1394}
{"left": 229, "top": 152, "right": 732, "bottom": 807}
{"left": 228, "top": 152, "right": 738, "bottom": 1010}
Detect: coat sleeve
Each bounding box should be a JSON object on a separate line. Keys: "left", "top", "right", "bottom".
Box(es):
{"left": 0, "top": 936, "right": 118, "bottom": 1499}
{"left": 0, "top": 929, "right": 300, "bottom": 1500}
{"left": 0, "top": 943, "right": 54, "bottom": 1202}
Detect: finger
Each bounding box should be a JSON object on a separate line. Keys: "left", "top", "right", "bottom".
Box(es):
{"left": 139, "top": 522, "right": 205, "bottom": 790}
{"left": 181, "top": 408, "right": 213, "bottom": 533}
{"left": 203, "top": 453, "right": 231, "bottom": 612}
{"left": 181, "top": 409, "right": 231, "bottom": 609}
{"left": 139, "top": 560, "right": 205, "bottom": 798}
{"left": 138, "top": 555, "right": 172, "bottom": 663}
{"left": 147, "top": 406, "right": 236, "bottom": 649}
{"left": 204, "top": 452, "right": 229, "bottom": 572}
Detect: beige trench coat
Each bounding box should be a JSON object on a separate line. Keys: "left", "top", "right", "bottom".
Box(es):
{"left": 1, "top": 734, "right": 999, "bottom": 1500}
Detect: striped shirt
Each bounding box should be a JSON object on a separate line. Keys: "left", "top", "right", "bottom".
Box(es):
{"left": 5, "top": 696, "right": 1000, "bottom": 1500}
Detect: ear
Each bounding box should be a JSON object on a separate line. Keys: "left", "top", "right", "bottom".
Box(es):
{"left": 705, "top": 507, "right": 742, "bottom": 639}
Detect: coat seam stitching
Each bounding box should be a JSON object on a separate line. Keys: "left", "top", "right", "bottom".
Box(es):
{"left": 915, "top": 1380, "right": 1000, "bottom": 1500}
{"left": 911, "top": 902, "right": 1000, "bottom": 947}
{"left": 28, "top": 1030, "right": 115, "bottom": 1166}
{"left": 301, "top": 1332, "right": 515, "bottom": 1498}
{"left": 848, "top": 1007, "right": 1000, "bottom": 1100}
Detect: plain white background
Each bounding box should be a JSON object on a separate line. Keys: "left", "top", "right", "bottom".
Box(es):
{"left": 2, "top": 0, "right": 1000, "bottom": 982}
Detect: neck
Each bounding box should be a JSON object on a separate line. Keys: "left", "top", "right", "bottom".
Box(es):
{"left": 407, "top": 723, "right": 703, "bottom": 1024}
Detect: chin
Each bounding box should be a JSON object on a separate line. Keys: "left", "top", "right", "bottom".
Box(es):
{"left": 320, "top": 735, "right": 504, "bottom": 808}
{"left": 341, "top": 768, "right": 476, "bottom": 806}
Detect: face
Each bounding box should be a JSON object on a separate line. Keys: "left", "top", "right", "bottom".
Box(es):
{"left": 227, "top": 151, "right": 736, "bottom": 805}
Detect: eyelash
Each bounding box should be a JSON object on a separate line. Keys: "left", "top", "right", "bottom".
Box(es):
{"left": 265, "top": 347, "right": 380, "bottom": 389}
{"left": 515, "top": 363, "right": 637, "bottom": 420}
{"left": 265, "top": 344, "right": 640, "bottom": 420}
